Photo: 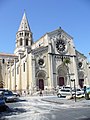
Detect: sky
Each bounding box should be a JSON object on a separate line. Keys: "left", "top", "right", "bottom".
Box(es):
{"left": 0, "top": 0, "right": 90, "bottom": 59}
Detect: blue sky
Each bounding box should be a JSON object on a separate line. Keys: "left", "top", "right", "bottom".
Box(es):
{"left": 0, "top": 0, "right": 90, "bottom": 59}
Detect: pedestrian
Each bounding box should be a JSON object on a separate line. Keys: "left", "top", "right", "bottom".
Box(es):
{"left": 40, "top": 89, "right": 43, "bottom": 96}
{"left": 24, "top": 90, "right": 26, "bottom": 96}
{"left": 84, "top": 86, "right": 86, "bottom": 94}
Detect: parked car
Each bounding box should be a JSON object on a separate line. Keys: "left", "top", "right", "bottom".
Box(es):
{"left": 57, "top": 89, "right": 74, "bottom": 98}
{"left": 75, "top": 92, "right": 84, "bottom": 98}
{"left": 13, "top": 92, "right": 20, "bottom": 97}
{"left": 72, "top": 88, "right": 84, "bottom": 99}
{"left": 0, "top": 89, "right": 18, "bottom": 102}
{"left": 75, "top": 88, "right": 84, "bottom": 94}
{"left": 86, "top": 87, "right": 90, "bottom": 94}
{"left": 0, "top": 91, "right": 5, "bottom": 108}
{"left": 62, "top": 86, "right": 72, "bottom": 90}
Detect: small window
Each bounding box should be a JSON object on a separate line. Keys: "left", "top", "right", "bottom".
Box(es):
{"left": 23, "top": 63, "right": 25, "bottom": 72}
{"left": 21, "top": 33, "right": 23, "bottom": 36}
{"left": 26, "top": 39, "right": 28, "bottom": 46}
{"left": 19, "top": 33, "right": 21, "bottom": 36}
{"left": 27, "top": 33, "right": 29, "bottom": 36}
{"left": 25, "top": 32, "right": 27, "bottom": 36}
{"left": 20, "top": 38, "right": 23, "bottom": 46}
{"left": 2, "top": 59, "right": 5, "bottom": 64}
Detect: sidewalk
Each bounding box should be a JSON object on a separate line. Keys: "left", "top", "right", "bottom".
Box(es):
{"left": 41, "top": 96, "right": 90, "bottom": 108}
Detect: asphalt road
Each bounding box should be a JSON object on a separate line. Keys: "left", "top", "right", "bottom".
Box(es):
{"left": 0, "top": 96, "right": 90, "bottom": 120}
{"left": 45, "top": 107, "right": 90, "bottom": 120}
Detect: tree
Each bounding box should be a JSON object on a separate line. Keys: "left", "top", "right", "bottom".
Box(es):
{"left": 63, "top": 58, "right": 71, "bottom": 86}
{"left": 63, "top": 57, "right": 74, "bottom": 97}
{"left": 63, "top": 58, "right": 71, "bottom": 66}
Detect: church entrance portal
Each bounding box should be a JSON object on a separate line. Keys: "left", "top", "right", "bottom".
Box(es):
{"left": 78, "top": 71, "right": 84, "bottom": 88}
{"left": 39, "top": 79, "right": 44, "bottom": 90}
{"left": 58, "top": 77, "right": 64, "bottom": 86}
{"left": 36, "top": 70, "right": 46, "bottom": 90}
{"left": 57, "top": 65, "right": 68, "bottom": 87}
{"left": 79, "top": 79, "right": 84, "bottom": 88}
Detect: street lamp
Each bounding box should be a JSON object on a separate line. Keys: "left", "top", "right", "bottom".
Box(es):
{"left": 66, "top": 73, "right": 74, "bottom": 96}
{"left": 71, "top": 79, "right": 76, "bottom": 102}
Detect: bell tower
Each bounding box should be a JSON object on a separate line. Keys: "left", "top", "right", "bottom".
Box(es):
{"left": 14, "top": 12, "right": 33, "bottom": 55}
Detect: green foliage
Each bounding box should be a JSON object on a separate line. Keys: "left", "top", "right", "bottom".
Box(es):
{"left": 63, "top": 58, "right": 71, "bottom": 65}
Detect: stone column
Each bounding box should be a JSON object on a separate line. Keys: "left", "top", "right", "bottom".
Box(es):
{"left": 26, "top": 58, "right": 29, "bottom": 94}
{"left": 14, "top": 59, "right": 16, "bottom": 91}
{"left": 4, "top": 63, "right": 8, "bottom": 89}
{"left": 72, "top": 56, "right": 79, "bottom": 88}
{"left": 9, "top": 63, "right": 12, "bottom": 90}
{"left": 19, "top": 55, "right": 22, "bottom": 94}
{"left": 48, "top": 37, "right": 54, "bottom": 90}
{"left": 32, "top": 56, "right": 36, "bottom": 91}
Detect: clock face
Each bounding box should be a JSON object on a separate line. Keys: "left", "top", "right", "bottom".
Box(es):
{"left": 56, "top": 39, "right": 67, "bottom": 54}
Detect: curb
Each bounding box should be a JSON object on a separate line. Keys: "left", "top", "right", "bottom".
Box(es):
{"left": 41, "top": 98, "right": 64, "bottom": 104}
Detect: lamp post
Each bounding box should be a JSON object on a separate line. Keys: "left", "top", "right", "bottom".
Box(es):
{"left": 71, "top": 79, "right": 76, "bottom": 102}
{"left": 67, "top": 73, "right": 74, "bottom": 95}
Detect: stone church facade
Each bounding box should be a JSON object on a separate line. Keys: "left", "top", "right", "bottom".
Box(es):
{"left": 0, "top": 12, "right": 90, "bottom": 94}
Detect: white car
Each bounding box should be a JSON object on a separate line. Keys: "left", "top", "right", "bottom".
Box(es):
{"left": 57, "top": 89, "right": 74, "bottom": 98}
{"left": 72, "top": 88, "right": 84, "bottom": 98}
{"left": 75, "top": 88, "right": 84, "bottom": 94}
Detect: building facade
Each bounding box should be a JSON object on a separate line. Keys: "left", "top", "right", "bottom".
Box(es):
{"left": 0, "top": 12, "right": 90, "bottom": 94}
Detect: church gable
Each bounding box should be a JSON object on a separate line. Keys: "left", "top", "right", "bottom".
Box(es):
{"left": 47, "top": 28, "right": 76, "bottom": 56}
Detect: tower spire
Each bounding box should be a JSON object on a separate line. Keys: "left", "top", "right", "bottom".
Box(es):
{"left": 18, "top": 12, "right": 31, "bottom": 32}
{"left": 14, "top": 12, "right": 33, "bottom": 55}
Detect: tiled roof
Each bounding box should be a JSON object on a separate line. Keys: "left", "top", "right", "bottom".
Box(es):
{"left": 0, "top": 53, "right": 18, "bottom": 57}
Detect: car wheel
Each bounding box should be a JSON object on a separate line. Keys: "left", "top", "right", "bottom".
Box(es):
{"left": 57, "top": 94, "right": 61, "bottom": 98}
{"left": 4, "top": 98, "right": 7, "bottom": 102}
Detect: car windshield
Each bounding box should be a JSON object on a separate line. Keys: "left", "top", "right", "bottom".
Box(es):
{"left": 63, "top": 87, "right": 71, "bottom": 89}
{"left": 0, "top": 89, "right": 5, "bottom": 92}
{"left": 61, "top": 89, "right": 70, "bottom": 92}
{"left": 4, "top": 91, "right": 13, "bottom": 95}
{"left": 76, "top": 89, "right": 81, "bottom": 91}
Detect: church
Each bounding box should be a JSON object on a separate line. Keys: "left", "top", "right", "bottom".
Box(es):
{"left": 0, "top": 12, "right": 90, "bottom": 94}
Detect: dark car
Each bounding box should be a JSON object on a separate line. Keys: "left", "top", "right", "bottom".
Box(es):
{"left": 0, "top": 91, "right": 5, "bottom": 107}
{"left": 13, "top": 92, "right": 20, "bottom": 97}
{"left": 0, "top": 91, "right": 6, "bottom": 112}
{"left": 0, "top": 89, "right": 18, "bottom": 102}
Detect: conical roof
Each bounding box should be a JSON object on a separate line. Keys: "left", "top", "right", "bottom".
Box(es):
{"left": 18, "top": 12, "right": 31, "bottom": 32}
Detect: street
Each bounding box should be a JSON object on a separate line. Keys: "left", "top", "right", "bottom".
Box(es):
{"left": 0, "top": 96, "right": 90, "bottom": 120}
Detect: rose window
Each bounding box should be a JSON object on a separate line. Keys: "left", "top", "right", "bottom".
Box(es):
{"left": 38, "top": 59, "right": 44, "bottom": 66}
{"left": 56, "top": 39, "right": 67, "bottom": 54}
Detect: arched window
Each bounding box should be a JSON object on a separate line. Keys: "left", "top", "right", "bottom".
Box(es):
{"left": 2, "top": 59, "right": 5, "bottom": 64}
{"left": 27, "top": 33, "right": 29, "bottom": 36}
{"left": 21, "top": 32, "right": 23, "bottom": 36}
{"left": 26, "top": 39, "right": 28, "bottom": 46}
{"left": 20, "top": 38, "right": 23, "bottom": 46}
{"left": 19, "top": 33, "right": 21, "bottom": 36}
{"left": 25, "top": 32, "right": 27, "bottom": 36}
